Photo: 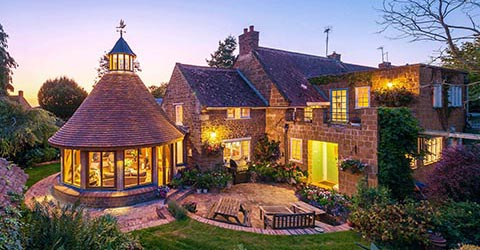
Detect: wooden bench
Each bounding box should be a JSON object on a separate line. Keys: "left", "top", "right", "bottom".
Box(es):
{"left": 208, "top": 197, "right": 250, "bottom": 226}
{"left": 263, "top": 212, "right": 316, "bottom": 229}
{"left": 290, "top": 201, "right": 326, "bottom": 215}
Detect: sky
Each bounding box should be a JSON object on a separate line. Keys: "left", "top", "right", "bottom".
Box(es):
{"left": 2, "top": 0, "right": 446, "bottom": 106}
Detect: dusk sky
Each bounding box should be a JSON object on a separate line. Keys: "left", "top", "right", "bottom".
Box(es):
{"left": 2, "top": 0, "right": 445, "bottom": 106}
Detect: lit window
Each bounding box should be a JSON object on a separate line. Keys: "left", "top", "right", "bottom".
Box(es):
{"left": 227, "top": 108, "right": 235, "bottom": 119}
{"left": 304, "top": 107, "right": 313, "bottom": 122}
{"left": 420, "top": 137, "right": 443, "bottom": 165}
{"left": 176, "top": 141, "right": 184, "bottom": 165}
{"left": 63, "top": 149, "right": 73, "bottom": 184}
{"left": 290, "top": 138, "right": 302, "bottom": 162}
{"left": 355, "top": 87, "right": 370, "bottom": 108}
{"left": 112, "top": 54, "right": 118, "bottom": 70}
{"left": 88, "top": 151, "right": 115, "bottom": 188}
{"left": 331, "top": 89, "right": 348, "bottom": 123}
{"left": 175, "top": 105, "right": 183, "bottom": 125}
{"left": 118, "top": 54, "right": 125, "bottom": 69}
{"left": 223, "top": 139, "right": 250, "bottom": 164}
{"left": 241, "top": 108, "right": 250, "bottom": 118}
{"left": 124, "top": 148, "right": 152, "bottom": 188}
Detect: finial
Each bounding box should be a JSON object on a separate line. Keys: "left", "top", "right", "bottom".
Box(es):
{"left": 116, "top": 19, "right": 126, "bottom": 37}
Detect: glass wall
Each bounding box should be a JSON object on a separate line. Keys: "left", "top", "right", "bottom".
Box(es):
{"left": 124, "top": 147, "right": 152, "bottom": 188}
{"left": 88, "top": 151, "right": 115, "bottom": 188}
{"left": 62, "top": 149, "right": 81, "bottom": 187}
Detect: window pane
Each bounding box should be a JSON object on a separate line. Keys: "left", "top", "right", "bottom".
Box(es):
{"left": 73, "top": 150, "right": 81, "bottom": 187}
{"left": 241, "top": 141, "right": 250, "bottom": 160}
{"left": 89, "top": 152, "right": 101, "bottom": 187}
{"left": 63, "top": 149, "right": 73, "bottom": 184}
{"left": 304, "top": 107, "right": 313, "bottom": 122}
{"left": 125, "top": 55, "right": 130, "bottom": 70}
{"left": 112, "top": 54, "right": 117, "bottom": 70}
{"left": 176, "top": 141, "right": 184, "bottom": 165}
{"left": 124, "top": 149, "right": 139, "bottom": 188}
{"left": 241, "top": 108, "right": 250, "bottom": 118}
{"left": 157, "top": 146, "right": 164, "bottom": 186}
{"left": 355, "top": 87, "right": 370, "bottom": 108}
{"left": 139, "top": 148, "right": 152, "bottom": 185}
{"left": 175, "top": 105, "right": 183, "bottom": 125}
{"left": 102, "top": 152, "right": 115, "bottom": 187}
{"left": 423, "top": 137, "right": 443, "bottom": 165}
{"left": 118, "top": 54, "right": 125, "bottom": 70}
{"left": 227, "top": 108, "right": 234, "bottom": 118}
{"left": 331, "top": 89, "right": 348, "bottom": 122}
{"left": 290, "top": 139, "right": 302, "bottom": 161}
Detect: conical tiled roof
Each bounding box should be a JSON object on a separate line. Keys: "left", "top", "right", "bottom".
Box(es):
{"left": 49, "top": 72, "right": 183, "bottom": 149}
{"left": 108, "top": 37, "right": 136, "bottom": 56}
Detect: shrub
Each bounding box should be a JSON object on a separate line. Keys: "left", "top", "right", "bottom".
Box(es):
{"left": 351, "top": 179, "right": 393, "bottom": 210}
{"left": 378, "top": 107, "right": 421, "bottom": 200}
{"left": 15, "top": 146, "right": 59, "bottom": 167}
{"left": 426, "top": 145, "right": 480, "bottom": 203}
{"left": 349, "top": 200, "right": 436, "bottom": 249}
{"left": 167, "top": 200, "right": 187, "bottom": 220}
{"left": 297, "top": 185, "right": 351, "bottom": 220}
{"left": 434, "top": 201, "right": 480, "bottom": 248}
{"left": 253, "top": 135, "right": 280, "bottom": 164}
{"left": 22, "top": 201, "right": 142, "bottom": 250}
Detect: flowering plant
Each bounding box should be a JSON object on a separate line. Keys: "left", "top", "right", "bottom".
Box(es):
{"left": 298, "top": 185, "right": 351, "bottom": 220}
{"left": 340, "top": 158, "right": 368, "bottom": 174}
{"left": 157, "top": 185, "right": 170, "bottom": 198}
{"left": 202, "top": 142, "right": 223, "bottom": 157}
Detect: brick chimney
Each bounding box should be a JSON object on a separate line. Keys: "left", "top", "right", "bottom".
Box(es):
{"left": 327, "top": 52, "right": 341, "bottom": 61}
{"left": 18, "top": 90, "right": 23, "bottom": 97}
{"left": 239, "top": 25, "right": 259, "bottom": 56}
{"left": 378, "top": 61, "right": 392, "bottom": 69}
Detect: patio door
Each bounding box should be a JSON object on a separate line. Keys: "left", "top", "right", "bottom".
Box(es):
{"left": 309, "top": 140, "right": 338, "bottom": 189}
{"left": 157, "top": 144, "right": 173, "bottom": 186}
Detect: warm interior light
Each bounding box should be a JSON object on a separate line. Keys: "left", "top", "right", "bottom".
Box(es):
{"left": 386, "top": 82, "right": 394, "bottom": 88}
{"left": 210, "top": 132, "right": 217, "bottom": 140}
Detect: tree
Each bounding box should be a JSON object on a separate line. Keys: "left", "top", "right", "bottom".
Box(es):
{"left": 442, "top": 36, "right": 480, "bottom": 111}
{"left": 206, "top": 35, "right": 237, "bottom": 68}
{"left": 0, "top": 23, "right": 18, "bottom": 96}
{"left": 378, "top": 0, "right": 480, "bottom": 73}
{"left": 94, "top": 52, "right": 141, "bottom": 85}
{"left": 38, "top": 76, "right": 88, "bottom": 120}
{"left": 0, "top": 99, "right": 58, "bottom": 161}
{"left": 149, "top": 83, "right": 168, "bottom": 98}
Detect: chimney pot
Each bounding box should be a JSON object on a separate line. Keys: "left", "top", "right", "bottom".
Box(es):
{"left": 378, "top": 62, "right": 392, "bottom": 69}
{"left": 249, "top": 25, "right": 254, "bottom": 32}
{"left": 18, "top": 90, "right": 23, "bottom": 97}
{"left": 239, "top": 25, "right": 259, "bottom": 56}
{"left": 243, "top": 28, "right": 248, "bottom": 34}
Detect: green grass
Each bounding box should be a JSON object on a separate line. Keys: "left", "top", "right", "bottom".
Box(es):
{"left": 24, "top": 162, "right": 60, "bottom": 187}
{"left": 133, "top": 218, "right": 366, "bottom": 250}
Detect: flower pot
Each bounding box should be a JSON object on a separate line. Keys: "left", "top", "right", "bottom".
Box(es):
{"left": 202, "top": 189, "right": 208, "bottom": 193}
{"left": 196, "top": 189, "right": 202, "bottom": 194}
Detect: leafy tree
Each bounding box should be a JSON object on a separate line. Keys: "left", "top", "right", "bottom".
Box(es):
{"left": 378, "top": 0, "right": 480, "bottom": 73}
{"left": 206, "top": 35, "right": 237, "bottom": 68}
{"left": 442, "top": 36, "right": 480, "bottom": 111}
{"left": 0, "top": 99, "right": 58, "bottom": 161}
{"left": 38, "top": 76, "right": 88, "bottom": 120}
{"left": 94, "top": 52, "right": 142, "bottom": 85}
{"left": 149, "top": 83, "right": 168, "bottom": 98}
{"left": 0, "top": 23, "right": 18, "bottom": 96}
{"left": 377, "top": 107, "right": 421, "bottom": 200}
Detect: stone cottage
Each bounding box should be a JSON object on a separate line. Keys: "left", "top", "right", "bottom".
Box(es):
{"left": 163, "top": 26, "right": 468, "bottom": 195}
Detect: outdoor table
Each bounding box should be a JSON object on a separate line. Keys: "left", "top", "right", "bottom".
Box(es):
{"left": 210, "top": 197, "right": 248, "bottom": 226}
{"left": 259, "top": 205, "right": 293, "bottom": 220}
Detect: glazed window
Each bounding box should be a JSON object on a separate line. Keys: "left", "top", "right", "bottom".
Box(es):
{"left": 227, "top": 108, "right": 235, "bottom": 119}
{"left": 88, "top": 151, "right": 115, "bottom": 188}
{"left": 226, "top": 108, "right": 250, "bottom": 119}
{"left": 176, "top": 141, "right": 184, "bottom": 165}
{"left": 304, "top": 107, "right": 313, "bottom": 122}
{"left": 124, "top": 148, "right": 152, "bottom": 188}
{"left": 331, "top": 89, "right": 348, "bottom": 123}
{"left": 223, "top": 139, "right": 250, "bottom": 166}
{"left": 290, "top": 138, "right": 302, "bottom": 162}
{"left": 420, "top": 137, "right": 443, "bottom": 165}
{"left": 62, "top": 149, "right": 81, "bottom": 187}
{"left": 112, "top": 54, "right": 118, "bottom": 70}
{"left": 448, "top": 86, "right": 462, "bottom": 107}
{"left": 355, "top": 87, "right": 370, "bottom": 108}
{"left": 240, "top": 108, "right": 250, "bottom": 118}
{"left": 175, "top": 104, "right": 183, "bottom": 125}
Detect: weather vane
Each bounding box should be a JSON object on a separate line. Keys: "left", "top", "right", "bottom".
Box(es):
{"left": 116, "top": 19, "right": 126, "bottom": 37}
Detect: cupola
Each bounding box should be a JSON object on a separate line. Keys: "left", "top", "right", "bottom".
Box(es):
{"left": 108, "top": 20, "right": 136, "bottom": 72}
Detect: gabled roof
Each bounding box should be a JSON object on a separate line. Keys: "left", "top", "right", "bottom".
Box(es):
{"left": 254, "top": 47, "right": 374, "bottom": 106}
{"left": 7, "top": 95, "right": 31, "bottom": 109}
{"left": 49, "top": 72, "right": 183, "bottom": 149}
{"left": 108, "top": 37, "right": 136, "bottom": 56}
{"left": 177, "top": 63, "right": 267, "bottom": 107}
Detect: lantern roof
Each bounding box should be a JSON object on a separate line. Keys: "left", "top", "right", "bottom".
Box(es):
{"left": 108, "top": 36, "right": 136, "bottom": 56}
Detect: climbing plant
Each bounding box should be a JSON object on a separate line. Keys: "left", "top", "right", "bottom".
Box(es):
{"left": 377, "top": 107, "right": 421, "bottom": 200}
{"left": 373, "top": 87, "right": 415, "bottom": 107}
{"left": 309, "top": 71, "right": 373, "bottom": 86}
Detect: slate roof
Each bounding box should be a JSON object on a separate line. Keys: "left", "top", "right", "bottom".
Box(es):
{"left": 108, "top": 37, "right": 136, "bottom": 56}
{"left": 177, "top": 63, "right": 267, "bottom": 107}
{"left": 49, "top": 72, "right": 183, "bottom": 149}
{"left": 254, "top": 47, "right": 374, "bottom": 106}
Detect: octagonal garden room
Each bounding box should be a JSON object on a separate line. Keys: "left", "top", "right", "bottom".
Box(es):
{"left": 48, "top": 32, "right": 184, "bottom": 208}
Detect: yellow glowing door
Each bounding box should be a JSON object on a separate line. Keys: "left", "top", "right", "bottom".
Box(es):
{"left": 309, "top": 141, "right": 339, "bottom": 189}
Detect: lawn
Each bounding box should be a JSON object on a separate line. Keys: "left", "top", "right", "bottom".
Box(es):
{"left": 24, "top": 163, "right": 366, "bottom": 249}
{"left": 24, "top": 162, "right": 60, "bottom": 187}
{"left": 133, "top": 218, "right": 366, "bottom": 250}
